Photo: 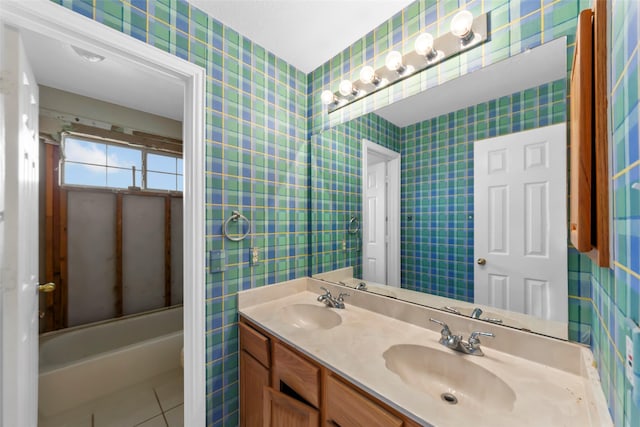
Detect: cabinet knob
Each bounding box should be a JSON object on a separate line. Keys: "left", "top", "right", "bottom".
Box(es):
{"left": 477, "top": 258, "right": 487, "bottom": 265}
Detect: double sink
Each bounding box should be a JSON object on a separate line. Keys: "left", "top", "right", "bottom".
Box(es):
{"left": 239, "top": 278, "right": 611, "bottom": 426}
{"left": 275, "top": 301, "right": 514, "bottom": 413}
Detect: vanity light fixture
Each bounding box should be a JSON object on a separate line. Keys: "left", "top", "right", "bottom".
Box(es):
{"left": 414, "top": 33, "right": 440, "bottom": 61}
{"left": 321, "top": 90, "right": 338, "bottom": 105}
{"left": 321, "top": 11, "right": 488, "bottom": 113}
{"left": 338, "top": 79, "right": 358, "bottom": 97}
{"left": 359, "top": 65, "right": 381, "bottom": 85}
{"left": 71, "top": 45, "right": 105, "bottom": 63}
{"left": 450, "top": 10, "right": 475, "bottom": 44}
{"left": 385, "top": 50, "right": 406, "bottom": 73}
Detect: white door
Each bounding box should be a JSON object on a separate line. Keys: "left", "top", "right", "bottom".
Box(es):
{"left": 1, "top": 25, "right": 40, "bottom": 426}
{"left": 363, "top": 161, "right": 386, "bottom": 284}
{"left": 474, "top": 124, "right": 567, "bottom": 322}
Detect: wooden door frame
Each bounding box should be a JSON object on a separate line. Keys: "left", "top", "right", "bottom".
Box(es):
{"left": 0, "top": 1, "right": 206, "bottom": 425}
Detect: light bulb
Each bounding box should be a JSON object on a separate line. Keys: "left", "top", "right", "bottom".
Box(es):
{"left": 414, "top": 33, "right": 435, "bottom": 57}
{"left": 450, "top": 10, "right": 474, "bottom": 40}
{"left": 338, "top": 80, "right": 357, "bottom": 96}
{"left": 359, "top": 66, "right": 379, "bottom": 85}
{"left": 385, "top": 51, "right": 405, "bottom": 73}
{"left": 321, "top": 90, "right": 336, "bottom": 105}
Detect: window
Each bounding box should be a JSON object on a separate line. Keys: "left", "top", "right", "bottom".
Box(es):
{"left": 61, "top": 135, "right": 182, "bottom": 192}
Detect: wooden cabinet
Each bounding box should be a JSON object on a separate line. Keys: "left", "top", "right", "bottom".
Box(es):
{"left": 239, "top": 317, "right": 419, "bottom": 427}
{"left": 272, "top": 342, "right": 320, "bottom": 408}
{"left": 240, "top": 349, "right": 270, "bottom": 427}
{"left": 239, "top": 322, "right": 271, "bottom": 427}
{"left": 324, "top": 374, "right": 402, "bottom": 427}
{"left": 263, "top": 387, "right": 319, "bottom": 427}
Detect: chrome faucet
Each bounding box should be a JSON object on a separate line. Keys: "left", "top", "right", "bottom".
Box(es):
{"left": 470, "top": 307, "right": 483, "bottom": 318}
{"left": 470, "top": 307, "right": 503, "bottom": 324}
{"left": 317, "top": 287, "right": 349, "bottom": 309}
{"left": 355, "top": 281, "right": 367, "bottom": 291}
{"left": 429, "top": 318, "right": 495, "bottom": 356}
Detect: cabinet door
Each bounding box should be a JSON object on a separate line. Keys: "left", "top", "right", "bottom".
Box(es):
{"left": 240, "top": 350, "right": 270, "bottom": 427}
{"left": 325, "top": 375, "right": 403, "bottom": 427}
{"left": 263, "top": 387, "right": 319, "bottom": 427}
{"left": 272, "top": 342, "right": 320, "bottom": 408}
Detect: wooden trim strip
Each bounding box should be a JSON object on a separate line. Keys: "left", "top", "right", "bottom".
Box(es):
{"left": 60, "top": 189, "right": 68, "bottom": 328}
{"left": 69, "top": 123, "right": 182, "bottom": 154}
{"left": 44, "top": 144, "right": 55, "bottom": 331}
{"left": 589, "top": 0, "right": 610, "bottom": 267}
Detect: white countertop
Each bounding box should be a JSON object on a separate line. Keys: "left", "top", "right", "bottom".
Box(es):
{"left": 238, "top": 278, "right": 612, "bottom": 427}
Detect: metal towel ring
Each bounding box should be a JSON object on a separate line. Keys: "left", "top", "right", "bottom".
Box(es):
{"left": 223, "top": 211, "right": 250, "bottom": 242}
{"left": 348, "top": 216, "right": 360, "bottom": 234}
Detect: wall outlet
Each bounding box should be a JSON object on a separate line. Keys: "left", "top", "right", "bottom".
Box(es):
{"left": 250, "top": 247, "right": 259, "bottom": 265}
{"left": 342, "top": 240, "right": 346, "bottom": 250}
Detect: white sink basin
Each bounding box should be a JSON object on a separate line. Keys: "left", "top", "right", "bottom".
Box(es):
{"left": 278, "top": 304, "right": 342, "bottom": 330}
{"left": 383, "top": 344, "right": 516, "bottom": 412}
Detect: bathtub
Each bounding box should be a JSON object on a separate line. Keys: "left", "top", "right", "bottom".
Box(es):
{"left": 38, "top": 306, "right": 183, "bottom": 417}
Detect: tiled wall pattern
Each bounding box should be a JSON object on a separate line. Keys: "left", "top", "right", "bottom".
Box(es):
{"left": 310, "top": 79, "right": 594, "bottom": 342}
{"left": 51, "top": 1, "right": 309, "bottom": 426}
{"left": 51, "top": 0, "right": 639, "bottom": 425}
{"left": 588, "top": 0, "right": 640, "bottom": 426}
{"left": 310, "top": 114, "right": 400, "bottom": 277}
{"left": 307, "top": 0, "right": 592, "bottom": 135}
{"left": 400, "top": 80, "right": 566, "bottom": 302}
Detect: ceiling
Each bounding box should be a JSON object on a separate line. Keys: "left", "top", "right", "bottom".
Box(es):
{"left": 189, "top": 0, "right": 415, "bottom": 73}
{"left": 21, "top": 29, "right": 184, "bottom": 121}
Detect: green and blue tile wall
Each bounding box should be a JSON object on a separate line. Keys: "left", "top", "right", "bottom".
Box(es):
{"left": 52, "top": 0, "right": 639, "bottom": 425}
{"left": 400, "top": 80, "right": 568, "bottom": 302}
{"left": 309, "top": 0, "right": 594, "bottom": 344}
{"left": 308, "top": 0, "right": 592, "bottom": 135}
{"left": 588, "top": 0, "right": 640, "bottom": 426}
{"left": 311, "top": 113, "right": 400, "bottom": 276}
{"left": 52, "top": 1, "right": 308, "bottom": 425}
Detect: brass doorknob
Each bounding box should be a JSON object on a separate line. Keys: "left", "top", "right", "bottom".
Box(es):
{"left": 38, "top": 282, "right": 56, "bottom": 293}
{"left": 477, "top": 258, "right": 487, "bottom": 265}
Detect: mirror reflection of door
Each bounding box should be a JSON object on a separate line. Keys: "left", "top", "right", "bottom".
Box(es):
{"left": 365, "top": 160, "right": 386, "bottom": 284}
{"left": 362, "top": 139, "right": 401, "bottom": 287}
{"left": 474, "top": 123, "right": 567, "bottom": 323}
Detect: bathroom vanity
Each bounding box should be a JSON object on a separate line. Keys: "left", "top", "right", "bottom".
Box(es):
{"left": 238, "top": 278, "right": 612, "bottom": 427}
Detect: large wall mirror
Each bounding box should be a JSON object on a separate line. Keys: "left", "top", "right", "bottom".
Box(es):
{"left": 311, "top": 37, "right": 572, "bottom": 340}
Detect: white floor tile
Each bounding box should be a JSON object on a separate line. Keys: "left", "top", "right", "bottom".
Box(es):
{"left": 92, "top": 382, "right": 162, "bottom": 427}
{"left": 164, "top": 404, "right": 183, "bottom": 427}
{"left": 135, "top": 414, "right": 168, "bottom": 427}
{"left": 153, "top": 371, "right": 183, "bottom": 412}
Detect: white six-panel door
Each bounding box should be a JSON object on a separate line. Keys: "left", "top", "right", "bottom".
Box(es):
{"left": 364, "top": 161, "right": 387, "bottom": 284}
{"left": 1, "top": 25, "right": 40, "bottom": 426}
{"left": 474, "top": 124, "right": 567, "bottom": 323}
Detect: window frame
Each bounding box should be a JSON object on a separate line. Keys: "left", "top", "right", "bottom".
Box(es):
{"left": 60, "top": 132, "right": 183, "bottom": 193}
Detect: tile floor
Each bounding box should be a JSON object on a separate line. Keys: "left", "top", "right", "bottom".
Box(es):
{"left": 39, "top": 369, "right": 183, "bottom": 427}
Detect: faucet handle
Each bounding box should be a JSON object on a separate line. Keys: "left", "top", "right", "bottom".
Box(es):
{"left": 337, "top": 292, "right": 350, "bottom": 302}
{"left": 317, "top": 287, "right": 332, "bottom": 302}
{"left": 468, "top": 331, "right": 495, "bottom": 349}
{"left": 429, "top": 318, "right": 451, "bottom": 336}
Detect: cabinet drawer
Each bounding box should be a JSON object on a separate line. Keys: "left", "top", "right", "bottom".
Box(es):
{"left": 239, "top": 322, "right": 270, "bottom": 368}
{"left": 326, "top": 375, "right": 403, "bottom": 427}
{"left": 272, "top": 342, "right": 320, "bottom": 408}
